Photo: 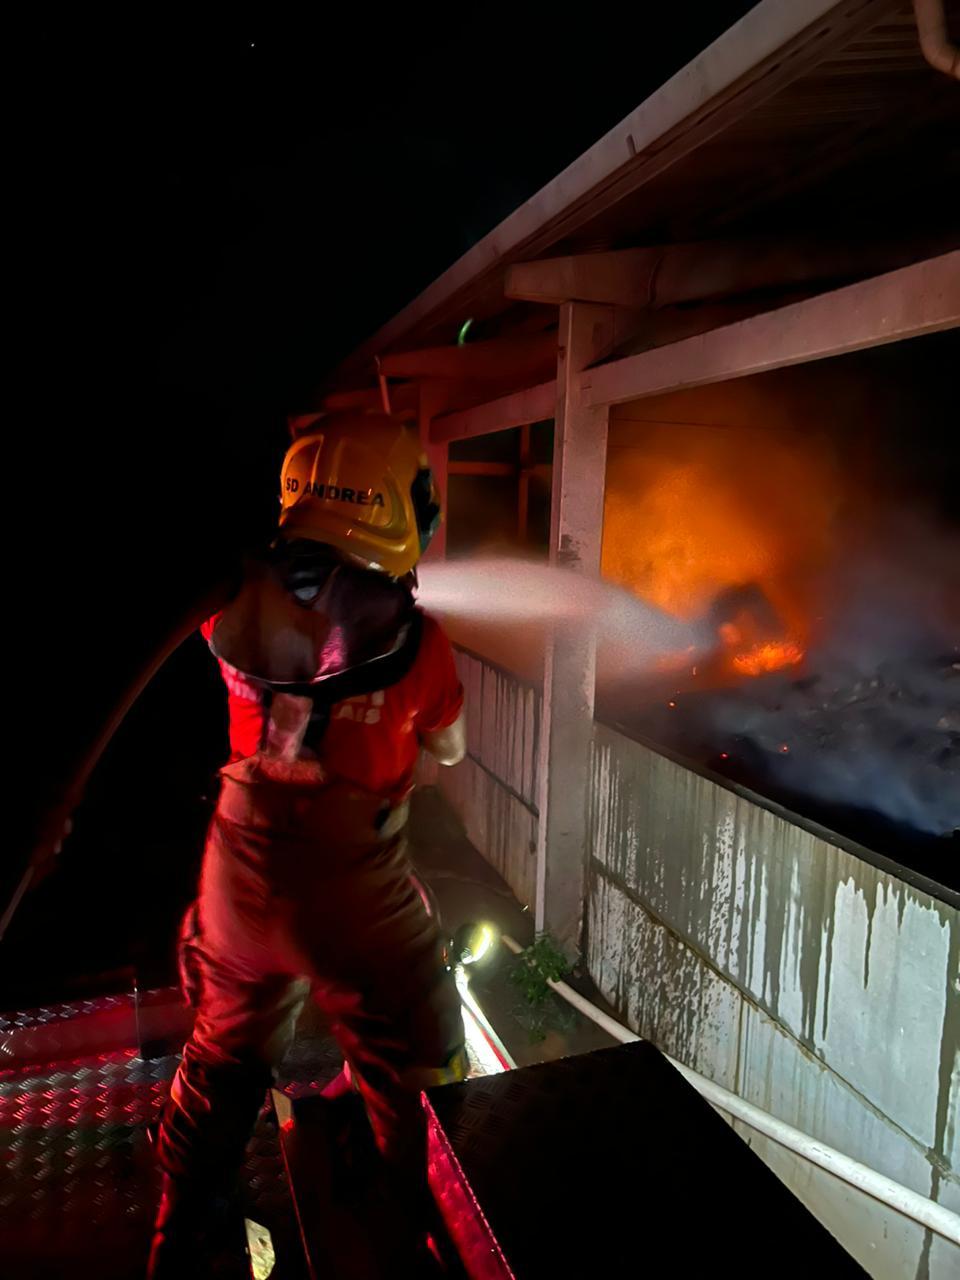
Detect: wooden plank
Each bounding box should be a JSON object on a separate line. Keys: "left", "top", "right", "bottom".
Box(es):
{"left": 584, "top": 252, "right": 960, "bottom": 407}
{"left": 465, "top": 655, "right": 482, "bottom": 759}
{"left": 525, "top": 686, "right": 541, "bottom": 809}
{"left": 505, "top": 234, "right": 946, "bottom": 309}
{"left": 379, "top": 332, "right": 556, "bottom": 382}
{"left": 509, "top": 682, "right": 522, "bottom": 797}
{"left": 431, "top": 380, "right": 556, "bottom": 444}
{"left": 507, "top": 248, "right": 661, "bottom": 308}
{"left": 419, "top": 382, "right": 448, "bottom": 561}
{"left": 480, "top": 665, "right": 497, "bottom": 772}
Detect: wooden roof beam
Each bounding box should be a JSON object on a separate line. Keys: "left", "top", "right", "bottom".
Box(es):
{"left": 506, "top": 249, "right": 662, "bottom": 308}
{"left": 583, "top": 251, "right": 960, "bottom": 407}
{"left": 310, "top": 372, "right": 556, "bottom": 436}
{"left": 431, "top": 380, "right": 557, "bottom": 444}
{"left": 505, "top": 234, "right": 952, "bottom": 310}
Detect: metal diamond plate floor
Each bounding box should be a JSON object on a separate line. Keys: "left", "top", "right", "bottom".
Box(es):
{"left": 0, "top": 1045, "right": 311, "bottom": 1280}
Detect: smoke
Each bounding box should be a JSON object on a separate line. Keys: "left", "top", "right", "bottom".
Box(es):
{"left": 599, "top": 408, "right": 959, "bottom": 843}
{"left": 602, "top": 424, "right": 841, "bottom": 627}
{"left": 703, "top": 517, "right": 960, "bottom": 838}
{"left": 420, "top": 529, "right": 959, "bottom": 842}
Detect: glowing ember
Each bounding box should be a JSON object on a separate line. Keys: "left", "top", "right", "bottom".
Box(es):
{"left": 730, "top": 639, "right": 805, "bottom": 677}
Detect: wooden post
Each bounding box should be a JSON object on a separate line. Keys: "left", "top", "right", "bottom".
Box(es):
{"left": 418, "top": 381, "right": 448, "bottom": 562}
{"left": 535, "top": 303, "right": 613, "bottom": 953}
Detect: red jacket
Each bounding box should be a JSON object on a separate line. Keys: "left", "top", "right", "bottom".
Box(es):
{"left": 202, "top": 610, "right": 463, "bottom": 802}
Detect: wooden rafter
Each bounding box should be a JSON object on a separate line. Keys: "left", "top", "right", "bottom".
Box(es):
{"left": 584, "top": 252, "right": 960, "bottom": 407}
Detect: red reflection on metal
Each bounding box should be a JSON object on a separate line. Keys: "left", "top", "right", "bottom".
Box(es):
{"left": 0, "top": 1049, "right": 169, "bottom": 1132}
{"left": 424, "top": 1094, "right": 515, "bottom": 1279}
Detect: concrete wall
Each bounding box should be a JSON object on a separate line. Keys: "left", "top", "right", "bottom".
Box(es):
{"left": 587, "top": 723, "right": 960, "bottom": 1280}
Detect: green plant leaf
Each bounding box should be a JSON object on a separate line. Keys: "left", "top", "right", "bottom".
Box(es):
{"left": 508, "top": 932, "right": 570, "bottom": 1010}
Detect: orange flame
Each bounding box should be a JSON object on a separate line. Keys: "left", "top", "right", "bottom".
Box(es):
{"left": 730, "top": 639, "right": 805, "bottom": 677}
{"left": 602, "top": 418, "right": 840, "bottom": 682}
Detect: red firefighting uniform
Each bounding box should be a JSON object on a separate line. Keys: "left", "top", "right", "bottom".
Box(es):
{"left": 156, "top": 609, "right": 466, "bottom": 1187}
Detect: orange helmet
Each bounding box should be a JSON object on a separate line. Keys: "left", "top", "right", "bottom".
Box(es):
{"left": 278, "top": 411, "right": 441, "bottom": 577}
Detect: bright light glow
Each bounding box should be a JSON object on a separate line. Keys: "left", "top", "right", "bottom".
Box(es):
{"left": 461, "top": 1004, "right": 507, "bottom": 1076}
{"left": 455, "top": 966, "right": 515, "bottom": 1075}
{"left": 471, "top": 924, "right": 495, "bottom": 964}
{"left": 456, "top": 921, "right": 498, "bottom": 965}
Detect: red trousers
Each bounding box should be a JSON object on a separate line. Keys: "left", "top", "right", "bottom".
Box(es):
{"left": 157, "top": 761, "right": 466, "bottom": 1186}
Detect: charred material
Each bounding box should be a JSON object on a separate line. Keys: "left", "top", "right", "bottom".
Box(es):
{"left": 605, "top": 647, "right": 960, "bottom": 891}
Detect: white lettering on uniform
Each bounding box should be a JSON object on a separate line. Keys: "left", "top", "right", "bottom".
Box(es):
{"left": 333, "top": 691, "right": 385, "bottom": 724}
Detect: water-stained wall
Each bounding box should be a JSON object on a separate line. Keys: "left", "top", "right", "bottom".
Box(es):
{"left": 427, "top": 646, "right": 959, "bottom": 1276}
{"left": 587, "top": 723, "right": 959, "bottom": 1280}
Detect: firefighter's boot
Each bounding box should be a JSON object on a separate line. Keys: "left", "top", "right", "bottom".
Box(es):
{"left": 146, "top": 1172, "right": 247, "bottom": 1280}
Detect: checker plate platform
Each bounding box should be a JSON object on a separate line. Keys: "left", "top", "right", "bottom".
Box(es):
{"left": 0, "top": 1043, "right": 308, "bottom": 1278}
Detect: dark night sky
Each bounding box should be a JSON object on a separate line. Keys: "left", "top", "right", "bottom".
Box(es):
{"left": 19, "top": 10, "right": 754, "bottom": 410}
{"left": 14, "top": 17, "right": 757, "bottom": 677}
{"left": 7, "top": 11, "right": 761, "bottom": 986}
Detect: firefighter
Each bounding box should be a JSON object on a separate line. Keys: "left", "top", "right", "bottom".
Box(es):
{"left": 148, "top": 412, "right": 468, "bottom": 1276}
